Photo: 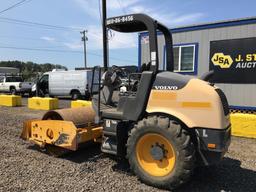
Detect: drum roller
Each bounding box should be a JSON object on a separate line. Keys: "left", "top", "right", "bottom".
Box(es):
{"left": 21, "top": 106, "right": 103, "bottom": 156}
{"left": 42, "top": 106, "right": 96, "bottom": 127}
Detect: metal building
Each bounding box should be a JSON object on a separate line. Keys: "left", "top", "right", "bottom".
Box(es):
{"left": 139, "top": 17, "right": 256, "bottom": 110}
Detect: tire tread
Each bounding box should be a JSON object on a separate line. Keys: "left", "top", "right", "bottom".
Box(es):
{"left": 127, "top": 115, "right": 195, "bottom": 190}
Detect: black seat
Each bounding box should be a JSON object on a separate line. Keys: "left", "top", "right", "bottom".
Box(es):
{"left": 102, "top": 71, "right": 153, "bottom": 121}
{"left": 92, "top": 68, "right": 125, "bottom": 122}
{"left": 92, "top": 70, "right": 118, "bottom": 115}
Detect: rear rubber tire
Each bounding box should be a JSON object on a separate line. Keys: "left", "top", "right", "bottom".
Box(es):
{"left": 38, "top": 89, "right": 45, "bottom": 97}
{"left": 127, "top": 116, "right": 195, "bottom": 190}
{"left": 10, "top": 87, "right": 16, "bottom": 95}
{"left": 71, "top": 91, "right": 81, "bottom": 100}
{"left": 84, "top": 91, "right": 91, "bottom": 100}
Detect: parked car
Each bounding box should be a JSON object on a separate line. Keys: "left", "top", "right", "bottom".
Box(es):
{"left": 32, "top": 70, "right": 94, "bottom": 100}
{"left": 0, "top": 75, "right": 33, "bottom": 95}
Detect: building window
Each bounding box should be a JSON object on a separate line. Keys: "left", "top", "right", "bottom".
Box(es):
{"left": 173, "top": 44, "right": 196, "bottom": 72}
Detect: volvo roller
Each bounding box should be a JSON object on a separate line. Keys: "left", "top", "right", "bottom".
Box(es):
{"left": 21, "top": 12, "right": 231, "bottom": 190}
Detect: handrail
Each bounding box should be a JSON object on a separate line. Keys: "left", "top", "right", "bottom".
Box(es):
{"left": 90, "top": 66, "right": 102, "bottom": 119}
{"left": 90, "top": 66, "right": 101, "bottom": 95}
{"left": 98, "top": 67, "right": 101, "bottom": 118}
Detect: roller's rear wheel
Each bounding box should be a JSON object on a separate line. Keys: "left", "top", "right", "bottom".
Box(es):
{"left": 127, "top": 116, "right": 195, "bottom": 190}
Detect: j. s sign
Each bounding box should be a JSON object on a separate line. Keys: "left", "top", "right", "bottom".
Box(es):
{"left": 209, "top": 37, "right": 256, "bottom": 84}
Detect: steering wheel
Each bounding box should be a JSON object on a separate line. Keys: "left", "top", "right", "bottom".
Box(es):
{"left": 111, "top": 65, "right": 127, "bottom": 78}
{"left": 101, "top": 66, "right": 123, "bottom": 88}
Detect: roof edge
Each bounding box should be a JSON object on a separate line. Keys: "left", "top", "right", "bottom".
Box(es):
{"left": 139, "top": 16, "right": 256, "bottom": 36}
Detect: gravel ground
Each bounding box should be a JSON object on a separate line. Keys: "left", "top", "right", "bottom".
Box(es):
{"left": 0, "top": 98, "right": 255, "bottom": 192}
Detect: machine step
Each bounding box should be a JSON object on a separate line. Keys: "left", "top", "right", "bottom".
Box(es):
{"left": 101, "top": 136, "right": 117, "bottom": 155}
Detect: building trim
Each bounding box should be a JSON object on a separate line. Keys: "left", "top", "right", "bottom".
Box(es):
{"left": 171, "top": 18, "right": 256, "bottom": 33}
{"left": 230, "top": 105, "right": 256, "bottom": 111}
{"left": 140, "top": 17, "right": 256, "bottom": 37}
{"left": 163, "top": 43, "right": 199, "bottom": 75}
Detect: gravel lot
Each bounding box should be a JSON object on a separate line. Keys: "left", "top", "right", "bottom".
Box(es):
{"left": 0, "top": 98, "right": 255, "bottom": 192}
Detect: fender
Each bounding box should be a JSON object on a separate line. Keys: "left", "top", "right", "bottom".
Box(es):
{"left": 146, "top": 79, "right": 230, "bottom": 129}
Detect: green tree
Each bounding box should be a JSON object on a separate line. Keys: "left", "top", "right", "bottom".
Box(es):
{"left": 0, "top": 60, "right": 68, "bottom": 81}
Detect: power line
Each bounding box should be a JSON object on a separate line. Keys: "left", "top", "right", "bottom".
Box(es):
{"left": 0, "top": 45, "right": 136, "bottom": 63}
{"left": 0, "top": 34, "right": 134, "bottom": 50}
{"left": 0, "top": 17, "right": 83, "bottom": 31}
{"left": 0, "top": 17, "right": 128, "bottom": 46}
{"left": 97, "top": 0, "right": 125, "bottom": 43}
{"left": 0, "top": 35, "right": 71, "bottom": 44}
{"left": 0, "top": 0, "right": 32, "bottom": 15}
{"left": 98, "top": 0, "right": 103, "bottom": 25}
{"left": 0, "top": 46, "right": 82, "bottom": 53}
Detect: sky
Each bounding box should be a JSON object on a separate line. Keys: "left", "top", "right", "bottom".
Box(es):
{"left": 0, "top": 0, "right": 256, "bottom": 69}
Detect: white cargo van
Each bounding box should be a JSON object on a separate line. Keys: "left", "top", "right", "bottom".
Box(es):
{"left": 33, "top": 70, "right": 93, "bottom": 100}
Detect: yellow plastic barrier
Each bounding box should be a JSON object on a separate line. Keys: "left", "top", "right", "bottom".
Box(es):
{"left": 28, "top": 97, "right": 58, "bottom": 110}
{"left": 71, "top": 100, "right": 92, "bottom": 108}
{"left": 230, "top": 113, "right": 256, "bottom": 139}
{"left": 0, "top": 95, "right": 22, "bottom": 107}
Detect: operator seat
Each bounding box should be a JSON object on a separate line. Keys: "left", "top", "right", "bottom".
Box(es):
{"left": 141, "top": 62, "right": 151, "bottom": 72}
{"left": 92, "top": 70, "right": 120, "bottom": 114}
{"left": 102, "top": 71, "right": 153, "bottom": 121}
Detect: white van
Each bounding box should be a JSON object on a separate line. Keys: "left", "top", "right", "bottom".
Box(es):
{"left": 33, "top": 70, "right": 94, "bottom": 100}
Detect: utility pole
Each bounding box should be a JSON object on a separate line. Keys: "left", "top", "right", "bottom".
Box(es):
{"left": 102, "top": 0, "right": 108, "bottom": 71}
{"left": 80, "top": 30, "right": 88, "bottom": 69}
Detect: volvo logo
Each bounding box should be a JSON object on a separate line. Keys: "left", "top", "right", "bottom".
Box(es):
{"left": 154, "top": 86, "right": 178, "bottom": 90}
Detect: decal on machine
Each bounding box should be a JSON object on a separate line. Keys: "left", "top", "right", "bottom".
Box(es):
{"left": 154, "top": 86, "right": 178, "bottom": 90}
{"left": 107, "top": 15, "right": 134, "bottom": 25}
{"left": 151, "top": 51, "right": 156, "bottom": 66}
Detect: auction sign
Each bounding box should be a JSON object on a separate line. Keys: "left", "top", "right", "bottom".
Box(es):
{"left": 209, "top": 37, "right": 256, "bottom": 84}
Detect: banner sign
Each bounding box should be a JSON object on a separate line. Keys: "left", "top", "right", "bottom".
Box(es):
{"left": 209, "top": 38, "right": 256, "bottom": 84}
